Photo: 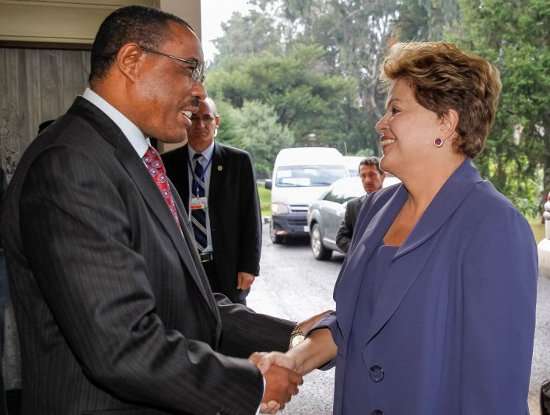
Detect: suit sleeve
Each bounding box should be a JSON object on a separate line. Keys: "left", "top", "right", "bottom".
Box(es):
{"left": 237, "top": 152, "right": 262, "bottom": 275}
{"left": 20, "top": 147, "right": 264, "bottom": 415}
{"left": 460, "top": 206, "right": 537, "bottom": 414}
{"left": 336, "top": 201, "right": 355, "bottom": 253}
{"left": 215, "top": 293, "right": 295, "bottom": 357}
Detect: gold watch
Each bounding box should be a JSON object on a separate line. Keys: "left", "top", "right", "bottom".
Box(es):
{"left": 289, "top": 327, "right": 306, "bottom": 349}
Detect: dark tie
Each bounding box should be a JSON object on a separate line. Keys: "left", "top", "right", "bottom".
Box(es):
{"left": 191, "top": 153, "right": 207, "bottom": 251}
{"left": 143, "top": 146, "right": 181, "bottom": 230}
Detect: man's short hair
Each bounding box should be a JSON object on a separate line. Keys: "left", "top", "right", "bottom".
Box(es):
{"left": 359, "top": 157, "right": 383, "bottom": 175}
{"left": 89, "top": 5, "right": 193, "bottom": 83}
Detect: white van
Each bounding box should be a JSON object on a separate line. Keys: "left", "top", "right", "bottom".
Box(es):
{"left": 265, "top": 147, "right": 348, "bottom": 243}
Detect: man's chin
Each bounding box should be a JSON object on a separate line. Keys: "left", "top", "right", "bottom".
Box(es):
{"left": 155, "top": 131, "right": 189, "bottom": 145}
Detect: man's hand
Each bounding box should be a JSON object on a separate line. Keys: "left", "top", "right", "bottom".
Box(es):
{"left": 237, "top": 272, "right": 256, "bottom": 290}
{"left": 249, "top": 352, "right": 303, "bottom": 414}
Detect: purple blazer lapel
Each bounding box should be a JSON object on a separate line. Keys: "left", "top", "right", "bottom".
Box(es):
{"left": 365, "top": 160, "right": 483, "bottom": 344}
{"left": 334, "top": 186, "right": 407, "bottom": 345}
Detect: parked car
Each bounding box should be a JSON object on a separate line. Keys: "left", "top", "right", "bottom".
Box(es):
{"left": 265, "top": 147, "right": 348, "bottom": 244}
{"left": 307, "top": 177, "right": 365, "bottom": 260}
{"left": 343, "top": 156, "right": 364, "bottom": 177}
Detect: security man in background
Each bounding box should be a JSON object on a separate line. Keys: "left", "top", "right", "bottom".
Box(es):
{"left": 163, "top": 97, "right": 262, "bottom": 304}
{"left": 336, "top": 157, "right": 385, "bottom": 253}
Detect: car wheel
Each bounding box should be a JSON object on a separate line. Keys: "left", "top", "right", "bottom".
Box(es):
{"left": 270, "top": 220, "right": 284, "bottom": 244}
{"left": 310, "top": 223, "right": 332, "bottom": 260}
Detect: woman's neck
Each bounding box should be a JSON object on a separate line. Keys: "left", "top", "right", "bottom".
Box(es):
{"left": 401, "top": 154, "right": 466, "bottom": 217}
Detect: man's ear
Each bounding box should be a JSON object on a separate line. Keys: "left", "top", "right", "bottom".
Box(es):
{"left": 115, "top": 43, "right": 144, "bottom": 82}
{"left": 214, "top": 115, "right": 221, "bottom": 129}
{"left": 440, "top": 108, "right": 459, "bottom": 141}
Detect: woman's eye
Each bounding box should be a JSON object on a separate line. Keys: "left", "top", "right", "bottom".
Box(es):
{"left": 391, "top": 106, "right": 400, "bottom": 115}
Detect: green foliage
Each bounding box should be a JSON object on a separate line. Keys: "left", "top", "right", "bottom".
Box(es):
{"left": 216, "top": 100, "right": 294, "bottom": 178}
{"left": 257, "top": 184, "right": 271, "bottom": 218}
{"left": 209, "top": 0, "right": 548, "bottom": 215}
{"left": 211, "top": 10, "right": 283, "bottom": 68}
{"left": 207, "top": 44, "right": 363, "bottom": 151}
{"left": 448, "top": 0, "right": 549, "bottom": 215}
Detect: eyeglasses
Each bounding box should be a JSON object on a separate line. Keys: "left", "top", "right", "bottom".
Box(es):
{"left": 140, "top": 46, "right": 205, "bottom": 83}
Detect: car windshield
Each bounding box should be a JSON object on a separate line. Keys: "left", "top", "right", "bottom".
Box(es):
{"left": 275, "top": 165, "right": 348, "bottom": 187}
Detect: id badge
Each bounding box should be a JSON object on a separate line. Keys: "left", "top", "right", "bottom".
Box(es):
{"left": 190, "top": 196, "right": 208, "bottom": 211}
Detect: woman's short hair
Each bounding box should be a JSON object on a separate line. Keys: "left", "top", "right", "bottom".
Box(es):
{"left": 381, "top": 42, "right": 501, "bottom": 158}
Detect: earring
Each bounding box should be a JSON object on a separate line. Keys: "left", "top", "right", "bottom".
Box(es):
{"left": 434, "top": 137, "right": 444, "bottom": 147}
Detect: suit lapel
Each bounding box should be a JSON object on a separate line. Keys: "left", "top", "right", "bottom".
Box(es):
{"left": 208, "top": 143, "right": 224, "bottom": 209}
{"left": 171, "top": 181, "right": 220, "bottom": 323}
{"left": 364, "top": 160, "right": 483, "bottom": 344}
{"left": 335, "top": 187, "right": 407, "bottom": 342}
{"left": 72, "top": 98, "right": 219, "bottom": 320}
{"left": 177, "top": 145, "right": 191, "bottom": 214}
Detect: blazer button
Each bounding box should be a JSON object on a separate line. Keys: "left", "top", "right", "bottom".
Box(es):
{"left": 371, "top": 410, "right": 384, "bottom": 415}
{"left": 369, "top": 365, "right": 384, "bottom": 383}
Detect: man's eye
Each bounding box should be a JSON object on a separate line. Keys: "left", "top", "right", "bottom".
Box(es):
{"left": 391, "top": 106, "right": 400, "bottom": 115}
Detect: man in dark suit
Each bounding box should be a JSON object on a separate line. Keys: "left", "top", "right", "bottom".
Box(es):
{"left": 0, "top": 166, "right": 7, "bottom": 414}
{"left": 0, "top": 6, "right": 305, "bottom": 414}
{"left": 336, "top": 157, "right": 384, "bottom": 253}
{"left": 163, "top": 97, "right": 261, "bottom": 304}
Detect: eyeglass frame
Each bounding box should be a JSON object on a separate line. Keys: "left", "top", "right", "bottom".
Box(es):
{"left": 139, "top": 45, "right": 205, "bottom": 83}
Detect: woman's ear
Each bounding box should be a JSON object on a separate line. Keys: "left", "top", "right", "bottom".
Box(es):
{"left": 440, "top": 108, "right": 459, "bottom": 141}
{"left": 115, "top": 43, "right": 144, "bottom": 82}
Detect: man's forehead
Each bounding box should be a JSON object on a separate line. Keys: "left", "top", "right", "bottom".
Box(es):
{"left": 198, "top": 100, "right": 216, "bottom": 115}
{"left": 361, "top": 165, "right": 379, "bottom": 173}
{"left": 164, "top": 21, "right": 203, "bottom": 59}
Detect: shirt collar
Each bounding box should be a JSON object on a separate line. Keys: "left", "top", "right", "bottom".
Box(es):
{"left": 81, "top": 88, "right": 150, "bottom": 158}
{"left": 188, "top": 140, "right": 215, "bottom": 163}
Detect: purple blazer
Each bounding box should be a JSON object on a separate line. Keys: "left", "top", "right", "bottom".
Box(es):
{"left": 319, "top": 160, "right": 537, "bottom": 415}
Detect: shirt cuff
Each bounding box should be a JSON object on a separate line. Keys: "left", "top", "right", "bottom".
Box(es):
{"left": 255, "top": 375, "right": 266, "bottom": 415}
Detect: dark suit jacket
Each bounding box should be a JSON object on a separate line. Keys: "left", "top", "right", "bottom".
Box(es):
{"left": 0, "top": 97, "right": 293, "bottom": 415}
{"left": 335, "top": 194, "right": 366, "bottom": 253}
{"left": 0, "top": 167, "right": 6, "bottom": 413}
{"left": 162, "top": 144, "right": 261, "bottom": 303}
{"left": 320, "top": 160, "right": 537, "bottom": 415}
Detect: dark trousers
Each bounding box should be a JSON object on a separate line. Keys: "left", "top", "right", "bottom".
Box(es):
{"left": 542, "top": 380, "right": 550, "bottom": 415}
{"left": 0, "top": 254, "right": 8, "bottom": 414}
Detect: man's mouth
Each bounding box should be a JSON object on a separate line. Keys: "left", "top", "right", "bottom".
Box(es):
{"left": 380, "top": 137, "right": 396, "bottom": 146}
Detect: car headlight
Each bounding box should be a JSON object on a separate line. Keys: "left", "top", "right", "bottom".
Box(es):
{"left": 271, "top": 202, "right": 290, "bottom": 215}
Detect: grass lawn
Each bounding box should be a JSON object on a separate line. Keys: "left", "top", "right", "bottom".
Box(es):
{"left": 257, "top": 184, "right": 271, "bottom": 218}
{"left": 530, "top": 221, "right": 545, "bottom": 243}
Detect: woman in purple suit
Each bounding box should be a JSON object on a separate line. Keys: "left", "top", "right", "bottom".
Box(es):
{"left": 259, "top": 42, "right": 538, "bottom": 415}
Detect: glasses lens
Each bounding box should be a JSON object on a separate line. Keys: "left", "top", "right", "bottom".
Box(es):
{"left": 193, "top": 62, "right": 205, "bottom": 83}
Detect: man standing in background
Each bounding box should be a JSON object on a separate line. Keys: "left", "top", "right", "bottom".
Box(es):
{"left": 336, "top": 157, "right": 385, "bottom": 253}
{"left": 163, "top": 97, "right": 262, "bottom": 305}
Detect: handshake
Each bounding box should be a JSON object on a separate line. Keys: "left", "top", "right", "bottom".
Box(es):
{"left": 248, "top": 310, "right": 335, "bottom": 414}
{"left": 248, "top": 349, "right": 301, "bottom": 414}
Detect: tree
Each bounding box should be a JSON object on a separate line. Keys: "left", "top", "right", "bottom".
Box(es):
{"left": 393, "top": 0, "right": 459, "bottom": 41}
{"left": 211, "top": 10, "right": 283, "bottom": 67}
{"left": 217, "top": 100, "right": 294, "bottom": 178}
{"left": 449, "top": 0, "right": 549, "bottom": 215}
{"left": 206, "top": 44, "right": 364, "bottom": 152}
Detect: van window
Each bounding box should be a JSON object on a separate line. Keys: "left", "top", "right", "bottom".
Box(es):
{"left": 275, "top": 165, "right": 347, "bottom": 187}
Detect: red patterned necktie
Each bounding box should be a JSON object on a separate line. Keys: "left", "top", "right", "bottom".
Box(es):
{"left": 143, "top": 146, "right": 181, "bottom": 230}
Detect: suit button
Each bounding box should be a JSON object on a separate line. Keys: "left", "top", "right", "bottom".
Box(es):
{"left": 371, "top": 410, "right": 383, "bottom": 415}
{"left": 369, "top": 365, "right": 384, "bottom": 382}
